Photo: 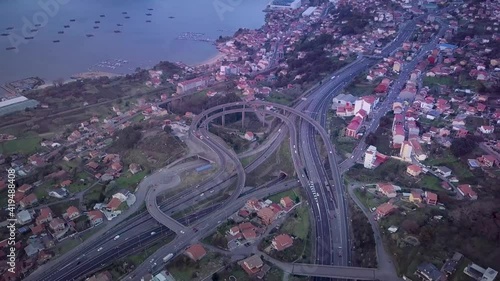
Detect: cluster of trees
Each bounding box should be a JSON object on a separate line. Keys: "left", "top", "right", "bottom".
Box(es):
{"left": 169, "top": 92, "right": 241, "bottom": 115}
{"left": 450, "top": 135, "right": 482, "bottom": 157}
{"left": 349, "top": 197, "right": 377, "bottom": 268}
{"left": 329, "top": 4, "right": 370, "bottom": 35}
{"left": 277, "top": 40, "right": 348, "bottom": 87}
{"left": 152, "top": 61, "right": 182, "bottom": 80}
{"left": 109, "top": 125, "right": 142, "bottom": 153}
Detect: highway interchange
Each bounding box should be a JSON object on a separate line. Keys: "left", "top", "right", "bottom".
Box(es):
{"left": 22, "top": 5, "right": 457, "bottom": 281}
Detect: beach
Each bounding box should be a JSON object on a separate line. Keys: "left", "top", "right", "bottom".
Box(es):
{"left": 193, "top": 52, "right": 227, "bottom": 67}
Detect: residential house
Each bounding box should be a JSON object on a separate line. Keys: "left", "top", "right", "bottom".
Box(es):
{"left": 409, "top": 191, "right": 422, "bottom": 203}
{"left": 272, "top": 234, "right": 293, "bottom": 251}
{"left": 87, "top": 161, "right": 99, "bottom": 171}
{"left": 245, "top": 199, "right": 262, "bottom": 212}
{"left": 415, "top": 262, "right": 445, "bottom": 281}
{"left": 244, "top": 131, "right": 255, "bottom": 141}
{"left": 67, "top": 130, "right": 81, "bottom": 142}
{"left": 17, "top": 184, "right": 33, "bottom": 193}
{"left": 375, "top": 203, "right": 396, "bottom": 220}
{"left": 345, "top": 116, "right": 364, "bottom": 138}
{"left": 257, "top": 207, "right": 276, "bottom": 225}
{"left": 30, "top": 224, "right": 45, "bottom": 236}
{"left": 184, "top": 244, "right": 207, "bottom": 261}
{"left": 49, "top": 218, "right": 66, "bottom": 231}
{"left": 16, "top": 210, "right": 32, "bottom": 224}
{"left": 36, "top": 207, "right": 54, "bottom": 225}
{"left": 280, "top": 196, "right": 294, "bottom": 209}
{"left": 463, "top": 263, "right": 497, "bottom": 281}
{"left": 364, "top": 145, "right": 377, "bottom": 169}
{"left": 376, "top": 183, "right": 397, "bottom": 198}
{"left": 407, "top": 164, "right": 423, "bottom": 177}
{"left": 106, "top": 197, "right": 123, "bottom": 211}
{"left": 19, "top": 193, "right": 38, "bottom": 208}
{"left": 60, "top": 180, "right": 71, "bottom": 187}
{"left": 65, "top": 206, "right": 80, "bottom": 220}
{"left": 393, "top": 125, "right": 405, "bottom": 148}
{"left": 240, "top": 255, "right": 264, "bottom": 276}
{"left": 242, "top": 229, "right": 258, "bottom": 241}
{"left": 48, "top": 188, "right": 68, "bottom": 199}
{"left": 435, "top": 166, "right": 452, "bottom": 177}
{"left": 457, "top": 184, "right": 478, "bottom": 200}
{"left": 479, "top": 125, "right": 494, "bottom": 134}
{"left": 87, "top": 210, "right": 104, "bottom": 226}
{"left": 478, "top": 155, "right": 497, "bottom": 167}
{"left": 354, "top": 95, "right": 379, "bottom": 115}
{"left": 112, "top": 190, "right": 130, "bottom": 202}
{"left": 110, "top": 162, "right": 123, "bottom": 172}
{"left": 86, "top": 271, "right": 113, "bottom": 281}
{"left": 409, "top": 139, "right": 427, "bottom": 161}
{"left": 229, "top": 226, "right": 240, "bottom": 236}
{"left": 425, "top": 191, "right": 438, "bottom": 205}
{"left": 129, "top": 163, "right": 142, "bottom": 174}
{"left": 24, "top": 239, "right": 44, "bottom": 257}
{"left": 331, "top": 94, "right": 357, "bottom": 110}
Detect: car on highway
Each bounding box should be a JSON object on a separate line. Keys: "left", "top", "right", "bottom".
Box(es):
{"left": 150, "top": 232, "right": 156, "bottom": 235}
{"left": 180, "top": 230, "right": 185, "bottom": 234}
{"left": 114, "top": 235, "right": 120, "bottom": 240}
{"left": 97, "top": 247, "right": 103, "bottom": 252}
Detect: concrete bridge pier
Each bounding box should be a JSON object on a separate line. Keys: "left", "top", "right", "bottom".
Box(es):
{"left": 241, "top": 111, "right": 245, "bottom": 129}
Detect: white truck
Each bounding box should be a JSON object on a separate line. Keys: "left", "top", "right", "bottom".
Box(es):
{"left": 163, "top": 253, "right": 173, "bottom": 263}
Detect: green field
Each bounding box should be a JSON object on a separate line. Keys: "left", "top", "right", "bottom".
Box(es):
{"left": 280, "top": 204, "right": 310, "bottom": 240}
{"left": 115, "top": 171, "right": 147, "bottom": 191}
{"left": 267, "top": 188, "right": 300, "bottom": 204}
{"left": 423, "top": 76, "right": 455, "bottom": 87}
{"left": 167, "top": 252, "right": 225, "bottom": 281}
{"left": 418, "top": 175, "right": 442, "bottom": 191}
{"left": 0, "top": 131, "right": 41, "bottom": 155}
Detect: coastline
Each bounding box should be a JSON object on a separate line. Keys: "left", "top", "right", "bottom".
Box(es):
{"left": 192, "top": 51, "right": 227, "bottom": 67}
{"left": 36, "top": 71, "right": 123, "bottom": 90}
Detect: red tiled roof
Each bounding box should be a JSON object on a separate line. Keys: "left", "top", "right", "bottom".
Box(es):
{"left": 273, "top": 234, "right": 293, "bottom": 251}
{"left": 184, "top": 244, "right": 206, "bottom": 261}
{"left": 107, "top": 198, "right": 122, "bottom": 210}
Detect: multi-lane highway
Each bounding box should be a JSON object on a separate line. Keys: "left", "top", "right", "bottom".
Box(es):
{"left": 23, "top": 6, "right": 459, "bottom": 281}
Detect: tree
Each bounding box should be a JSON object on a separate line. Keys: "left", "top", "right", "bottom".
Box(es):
{"left": 450, "top": 136, "right": 477, "bottom": 157}
{"left": 401, "top": 219, "right": 419, "bottom": 234}
{"left": 365, "top": 132, "right": 378, "bottom": 146}
{"left": 212, "top": 273, "right": 220, "bottom": 281}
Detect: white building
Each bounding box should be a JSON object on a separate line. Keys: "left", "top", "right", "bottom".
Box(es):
{"left": 400, "top": 141, "right": 413, "bottom": 162}
{"left": 364, "top": 146, "right": 377, "bottom": 169}
{"left": 16, "top": 210, "right": 32, "bottom": 224}
{"left": 331, "top": 94, "right": 357, "bottom": 110}
{"left": 302, "top": 6, "right": 317, "bottom": 17}
{"left": 354, "top": 95, "right": 379, "bottom": 115}
{"left": 269, "top": 0, "right": 301, "bottom": 9}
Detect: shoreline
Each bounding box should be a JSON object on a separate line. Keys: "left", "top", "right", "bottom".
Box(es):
{"left": 36, "top": 71, "right": 123, "bottom": 89}
{"left": 192, "top": 51, "right": 227, "bottom": 67}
